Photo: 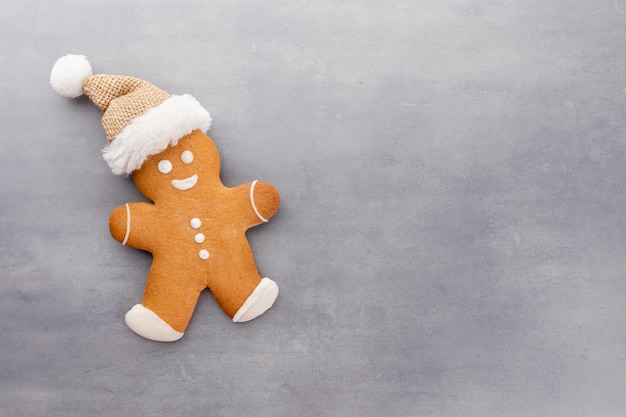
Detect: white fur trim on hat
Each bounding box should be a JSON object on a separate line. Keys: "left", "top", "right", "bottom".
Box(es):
{"left": 50, "top": 54, "right": 93, "bottom": 98}
{"left": 102, "top": 94, "right": 212, "bottom": 175}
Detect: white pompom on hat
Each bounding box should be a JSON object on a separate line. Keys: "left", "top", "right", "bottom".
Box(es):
{"left": 50, "top": 54, "right": 93, "bottom": 98}
{"left": 50, "top": 54, "right": 211, "bottom": 175}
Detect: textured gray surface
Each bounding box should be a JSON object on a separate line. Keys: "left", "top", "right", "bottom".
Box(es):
{"left": 2, "top": 1, "right": 626, "bottom": 416}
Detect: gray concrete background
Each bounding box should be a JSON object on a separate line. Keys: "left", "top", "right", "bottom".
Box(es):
{"left": 2, "top": 1, "right": 626, "bottom": 416}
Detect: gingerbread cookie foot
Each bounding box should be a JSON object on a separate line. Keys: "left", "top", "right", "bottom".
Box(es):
{"left": 232, "top": 278, "right": 279, "bottom": 323}
{"left": 125, "top": 304, "right": 184, "bottom": 342}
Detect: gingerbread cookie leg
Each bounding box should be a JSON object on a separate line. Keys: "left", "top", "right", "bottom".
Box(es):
{"left": 126, "top": 257, "right": 205, "bottom": 341}
{"left": 208, "top": 239, "right": 279, "bottom": 322}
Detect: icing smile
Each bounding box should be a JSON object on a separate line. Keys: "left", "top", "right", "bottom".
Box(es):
{"left": 171, "top": 174, "right": 198, "bottom": 191}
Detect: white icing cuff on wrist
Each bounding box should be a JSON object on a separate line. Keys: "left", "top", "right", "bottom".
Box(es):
{"left": 232, "top": 277, "right": 279, "bottom": 323}
{"left": 249, "top": 180, "right": 268, "bottom": 223}
{"left": 121, "top": 203, "right": 131, "bottom": 246}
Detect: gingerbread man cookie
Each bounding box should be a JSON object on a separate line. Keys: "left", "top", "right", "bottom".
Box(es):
{"left": 50, "top": 55, "right": 281, "bottom": 342}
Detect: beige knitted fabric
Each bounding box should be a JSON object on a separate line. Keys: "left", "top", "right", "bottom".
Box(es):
{"left": 82, "top": 75, "right": 171, "bottom": 142}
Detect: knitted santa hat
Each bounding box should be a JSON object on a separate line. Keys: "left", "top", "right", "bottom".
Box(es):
{"left": 50, "top": 54, "right": 212, "bottom": 175}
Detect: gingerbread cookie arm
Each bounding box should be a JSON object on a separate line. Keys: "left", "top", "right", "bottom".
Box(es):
{"left": 109, "top": 202, "right": 158, "bottom": 251}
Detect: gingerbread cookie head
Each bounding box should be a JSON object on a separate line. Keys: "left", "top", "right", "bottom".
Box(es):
{"left": 132, "top": 131, "right": 221, "bottom": 203}
{"left": 51, "top": 55, "right": 281, "bottom": 342}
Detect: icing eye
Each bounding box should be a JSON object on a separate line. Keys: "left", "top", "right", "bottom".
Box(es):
{"left": 181, "top": 150, "right": 194, "bottom": 164}
{"left": 157, "top": 160, "right": 173, "bottom": 174}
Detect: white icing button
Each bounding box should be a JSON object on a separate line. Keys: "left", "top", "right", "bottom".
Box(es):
{"left": 190, "top": 218, "right": 201, "bottom": 229}
{"left": 198, "top": 249, "right": 210, "bottom": 260}
{"left": 194, "top": 233, "right": 205, "bottom": 243}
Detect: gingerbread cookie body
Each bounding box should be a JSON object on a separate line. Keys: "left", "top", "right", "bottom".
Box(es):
{"left": 109, "top": 131, "right": 280, "bottom": 339}
{"left": 50, "top": 54, "right": 281, "bottom": 342}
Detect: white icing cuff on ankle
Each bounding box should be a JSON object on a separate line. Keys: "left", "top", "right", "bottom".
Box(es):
{"left": 125, "top": 304, "right": 184, "bottom": 342}
{"left": 232, "top": 278, "right": 279, "bottom": 323}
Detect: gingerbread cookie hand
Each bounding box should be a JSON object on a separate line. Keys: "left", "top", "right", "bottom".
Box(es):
{"left": 249, "top": 180, "right": 280, "bottom": 225}
{"left": 109, "top": 202, "right": 158, "bottom": 251}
